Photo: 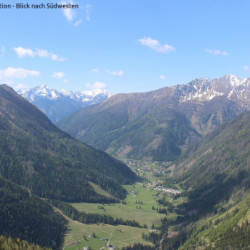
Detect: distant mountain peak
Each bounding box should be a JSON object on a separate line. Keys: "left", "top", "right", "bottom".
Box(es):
{"left": 17, "top": 85, "right": 112, "bottom": 122}
{"left": 223, "top": 74, "right": 248, "bottom": 86}
{"left": 18, "top": 85, "right": 112, "bottom": 101}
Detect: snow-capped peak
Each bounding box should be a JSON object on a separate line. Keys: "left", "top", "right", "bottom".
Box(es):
{"left": 17, "top": 85, "right": 112, "bottom": 102}
{"left": 17, "top": 84, "right": 113, "bottom": 107}
{"left": 223, "top": 74, "right": 247, "bottom": 87}
{"left": 17, "top": 85, "right": 112, "bottom": 123}
{"left": 177, "top": 75, "right": 250, "bottom": 105}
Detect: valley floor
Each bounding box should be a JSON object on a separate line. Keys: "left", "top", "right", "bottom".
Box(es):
{"left": 62, "top": 184, "right": 162, "bottom": 249}
{"left": 62, "top": 160, "right": 180, "bottom": 250}
{"left": 61, "top": 159, "right": 250, "bottom": 250}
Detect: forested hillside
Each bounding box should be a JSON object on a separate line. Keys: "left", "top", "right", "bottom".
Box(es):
{"left": 0, "top": 84, "right": 137, "bottom": 202}
{"left": 158, "top": 111, "right": 250, "bottom": 249}
{"left": 174, "top": 111, "right": 250, "bottom": 212}
{"left": 0, "top": 177, "right": 66, "bottom": 249}
{"left": 58, "top": 90, "right": 201, "bottom": 161}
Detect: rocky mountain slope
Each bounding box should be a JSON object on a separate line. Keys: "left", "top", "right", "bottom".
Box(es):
{"left": 0, "top": 84, "right": 136, "bottom": 202}
{"left": 58, "top": 75, "right": 249, "bottom": 161}
{"left": 17, "top": 84, "right": 111, "bottom": 123}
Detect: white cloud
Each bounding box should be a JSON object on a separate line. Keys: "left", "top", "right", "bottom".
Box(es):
{"left": 107, "top": 70, "right": 124, "bottom": 76}
{"left": 36, "top": 49, "right": 49, "bottom": 58}
{"left": 62, "top": 0, "right": 76, "bottom": 21}
{"left": 92, "top": 68, "right": 99, "bottom": 73}
{"left": 85, "top": 4, "right": 91, "bottom": 21}
{"left": 2, "top": 80, "right": 14, "bottom": 85}
{"left": 86, "top": 81, "right": 107, "bottom": 89}
{"left": 50, "top": 53, "right": 66, "bottom": 62}
{"left": 243, "top": 65, "right": 249, "bottom": 72}
{"left": 0, "top": 67, "right": 40, "bottom": 80}
{"left": 12, "top": 83, "right": 29, "bottom": 91}
{"left": 61, "top": 0, "right": 84, "bottom": 26}
{"left": 13, "top": 47, "right": 66, "bottom": 62}
{"left": 52, "top": 72, "right": 66, "bottom": 78}
{"left": 205, "top": 48, "right": 228, "bottom": 56}
{"left": 60, "top": 1, "right": 89, "bottom": 26}
{"left": 74, "top": 19, "right": 82, "bottom": 26}
{"left": 138, "top": 37, "right": 175, "bottom": 54}
{"left": 13, "top": 47, "right": 35, "bottom": 58}
{"left": 160, "top": 75, "right": 166, "bottom": 80}
{"left": 63, "top": 8, "right": 74, "bottom": 21}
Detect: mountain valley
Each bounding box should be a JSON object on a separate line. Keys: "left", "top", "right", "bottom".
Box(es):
{"left": 60, "top": 110, "right": 250, "bottom": 249}
{"left": 0, "top": 78, "right": 249, "bottom": 250}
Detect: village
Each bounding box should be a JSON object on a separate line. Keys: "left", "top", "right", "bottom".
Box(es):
{"left": 124, "top": 159, "right": 180, "bottom": 195}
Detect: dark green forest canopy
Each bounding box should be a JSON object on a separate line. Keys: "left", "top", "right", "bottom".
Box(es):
{"left": 174, "top": 111, "right": 250, "bottom": 198}
{"left": 0, "top": 177, "right": 66, "bottom": 249}
{"left": 0, "top": 85, "right": 137, "bottom": 202}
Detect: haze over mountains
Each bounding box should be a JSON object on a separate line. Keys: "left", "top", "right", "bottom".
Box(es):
{"left": 17, "top": 84, "right": 111, "bottom": 123}
{"left": 58, "top": 75, "right": 250, "bottom": 161}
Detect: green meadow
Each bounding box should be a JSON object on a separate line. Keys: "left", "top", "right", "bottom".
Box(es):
{"left": 63, "top": 168, "right": 179, "bottom": 249}
{"left": 71, "top": 183, "right": 166, "bottom": 227}
{"left": 63, "top": 217, "right": 152, "bottom": 249}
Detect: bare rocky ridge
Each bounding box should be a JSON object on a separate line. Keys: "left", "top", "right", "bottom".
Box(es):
{"left": 175, "top": 74, "right": 249, "bottom": 107}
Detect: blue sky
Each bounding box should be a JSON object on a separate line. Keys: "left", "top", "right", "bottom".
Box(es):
{"left": 0, "top": 0, "right": 250, "bottom": 93}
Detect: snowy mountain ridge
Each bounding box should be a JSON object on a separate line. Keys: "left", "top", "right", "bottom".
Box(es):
{"left": 18, "top": 84, "right": 112, "bottom": 102}
{"left": 175, "top": 75, "right": 249, "bottom": 108}
{"left": 17, "top": 85, "right": 111, "bottom": 123}
{"left": 16, "top": 75, "right": 249, "bottom": 123}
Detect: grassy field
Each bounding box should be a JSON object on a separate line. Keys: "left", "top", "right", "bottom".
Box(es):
{"left": 64, "top": 164, "right": 179, "bottom": 249}
{"left": 72, "top": 183, "right": 166, "bottom": 227}
{"left": 63, "top": 217, "right": 152, "bottom": 250}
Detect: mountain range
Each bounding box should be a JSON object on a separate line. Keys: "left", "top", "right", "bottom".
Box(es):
{"left": 17, "top": 84, "right": 111, "bottom": 123}
{"left": 57, "top": 74, "right": 250, "bottom": 161}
